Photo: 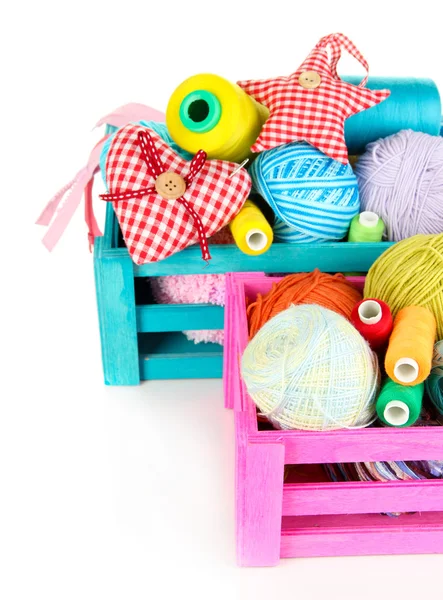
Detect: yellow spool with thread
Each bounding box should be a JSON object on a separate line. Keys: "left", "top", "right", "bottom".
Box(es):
{"left": 385, "top": 305, "right": 437, "bottom": 386}
{"left": 229, "top": 200, "right": 273, "bottom": 255}
{"left": 166, "top": 74, "right": 269, "bottom": 163}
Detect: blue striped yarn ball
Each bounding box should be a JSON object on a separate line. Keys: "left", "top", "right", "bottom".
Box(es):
{"left": 250, "top": 142, "right": 360, "bottom": 243}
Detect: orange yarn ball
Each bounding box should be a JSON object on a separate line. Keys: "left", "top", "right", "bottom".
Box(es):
{"left": 247, "top": 269, "right": 363, "bottom": 338}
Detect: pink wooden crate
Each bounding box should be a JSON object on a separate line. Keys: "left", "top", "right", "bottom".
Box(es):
{"left": 223, "top": 272, "right": 443, "bottom": 567}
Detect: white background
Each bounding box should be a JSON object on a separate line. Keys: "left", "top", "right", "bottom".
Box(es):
{"left": 3, "top": 1, "right": 443, "bottom": 598}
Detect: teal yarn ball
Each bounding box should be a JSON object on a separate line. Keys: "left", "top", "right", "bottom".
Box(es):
{"left": 250, "top": 142, "right": 360, "bottom": 243}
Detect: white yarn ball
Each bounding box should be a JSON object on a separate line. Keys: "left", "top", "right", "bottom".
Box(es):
{"left": 241, "top": 304, "right": 379, "bottom": 431}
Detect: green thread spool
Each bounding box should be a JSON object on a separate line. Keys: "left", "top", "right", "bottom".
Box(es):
{"left": 348, "top": 211, "right": 384, "bottom": 242}
{"left": 376, "top": 378, "right": 424, "bottom": 427}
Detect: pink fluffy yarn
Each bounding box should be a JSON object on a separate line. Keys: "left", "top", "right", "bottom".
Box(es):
{"left": 150, "top": 227, "right": 233, "bottom": 345}
{"left": 151, "top": 273, "right": 226, "bottom": 344}
{"left": 355, "top": 130, "right": 443, "bottom": 241}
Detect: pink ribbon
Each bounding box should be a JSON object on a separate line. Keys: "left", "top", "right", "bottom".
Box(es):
{"left": 36, "top": 142, "right": 105, "bottom": 251}
{"left": 95, "top": 103, "right": 165, "bottom": 129}
{"left": 37, "top": 103, "right": 165, "bottom": 251}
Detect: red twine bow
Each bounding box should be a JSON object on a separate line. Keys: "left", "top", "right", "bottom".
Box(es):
{"left": 101, "top": 130, "right": 211, "bottom": 262}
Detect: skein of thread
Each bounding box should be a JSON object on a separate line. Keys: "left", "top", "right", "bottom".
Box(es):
{"left": 250, "top": 142, "right": 360, "bottom": 243}
{"left": 355, "top": 130, "right": 443, "bottom": 241}
{"left": 229, "top": 199, "right": 273, "bottom": 255}
{"left": 364, "top": 233, "right": 443, "bottom": 338}
{"left": 247, "top": 270, "right": 362, "bottom": 338}
{"left": 425, "top": 340, "right": 443, "bottom": 415}
{"left": 241, "top": 304, "right": 379, "bottom": 431}
{"left": 166, "top": 73, "right": 269, "bottom": 162}
{"left": 351, "top": 298, "right": 393, "bottom": 350}
{"left": 376, "top": 378, "right": 424, "bottom": 427}
{"left": 385, "top": 306, "right": 436, "bottom": 386}
{"left": 348, "top": 212, "right": 384, "bottom": 242}
{"left": 343, "top": 77, "right": 441, "bottom": 154}
{"left": 325, "top": 460, "right": 443, "bottom": 484}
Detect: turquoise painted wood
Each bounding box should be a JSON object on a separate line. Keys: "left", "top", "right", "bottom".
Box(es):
{"left": 94, "top": 200, "right": 394, "bottom": 384}
{"left": 94, "top": 236, "right": 140, "bottom": 385}
{"left": 138, "top": 332, "right": 223, "bottom": 379}
{"left": 132, "top": 240, "right": 393, "bottom": 276}
{"left": 103, "top": 203, "right": 394, "bottom": 274}
{"left": 137, "top": 304, "right": 224, "bottom": 333}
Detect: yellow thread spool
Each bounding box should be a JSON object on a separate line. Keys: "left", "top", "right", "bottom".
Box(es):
{"left": 166, "top": 74, "right": 269, "bottom": 163}
{"left": 229, "top": 200, "right": 273, "bottom": 255}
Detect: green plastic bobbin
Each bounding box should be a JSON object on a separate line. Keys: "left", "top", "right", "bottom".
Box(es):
{"left": 179, "top": 90, "right": 222, "bottom": 133}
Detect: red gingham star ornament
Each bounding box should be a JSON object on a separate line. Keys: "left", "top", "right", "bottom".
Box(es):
{"left": 237, "top": 33, "right": 390, "bottom": 164}
{"left": 101, "top": 124, "right": 251, "bottom": 264}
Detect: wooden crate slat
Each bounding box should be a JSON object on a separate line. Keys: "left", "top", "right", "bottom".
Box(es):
{"left": 139, "top": 355, "right": 222, "bottom": 380}
{"left": 282, "top": 480, "right": 443, "bottom": 517}
{"left": 136, "top": 304, "right": 224, "bottom": 333}
{"left": 138, "top": 331, "right": 223, "bottom": 379}
{"left": 280, "top": 512, "right": 443, "bottom": 559}
{"left": 132, "top": 241, "right": 393, "bottom": 277}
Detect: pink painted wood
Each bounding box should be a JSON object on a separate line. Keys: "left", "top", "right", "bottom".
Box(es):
{"left": 224, "top": 273, "right": 443, "bottom": 566}
{"left": 236, "top": 434, "right": 285, "bottom": 566}
{"left": 223, "top": 273, "right": 264, "bottom": 410}
{"left": 280, "top": 512, "right": 443, "bottom": 558}
{"left": 282, "top": 480, "right": 443, "bottom": 516}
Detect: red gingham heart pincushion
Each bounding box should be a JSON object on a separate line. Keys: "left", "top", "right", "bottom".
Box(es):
{"left": 101, "top": 124, "right": 251, "bottom": 264}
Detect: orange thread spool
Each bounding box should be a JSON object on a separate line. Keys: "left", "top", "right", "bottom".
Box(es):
{"left": 385, "top": 306, "right": 437, "bottom": 386}
{"left": 247, "top": 269, "right": 362, "bottom": 338}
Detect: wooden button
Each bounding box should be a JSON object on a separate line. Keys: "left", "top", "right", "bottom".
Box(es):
{"left": 298, "top": 70, "right": 322, "bottom": 90}
{"left": 155, "top": 172, "right": 186, "bottom": 200}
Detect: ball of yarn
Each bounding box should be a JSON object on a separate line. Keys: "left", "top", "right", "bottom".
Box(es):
{"left": 364, "top": 233, "right": 443, "bottom": 338}
{"left": 247, "top": 269, "right": 362, "bottom": 338}
{"left": 241, "top": 304, "right": 379, "bottom": 431}
{"left": 355, "top": 130, "right": 443, "bottom": 241}
{"left": 249, "top": 142, "right": 360, "bottom": 243}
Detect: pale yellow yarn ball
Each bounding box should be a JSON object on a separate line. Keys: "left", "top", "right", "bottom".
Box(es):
{"left": 241, "top": 304, "right": 379, "bottom": 431}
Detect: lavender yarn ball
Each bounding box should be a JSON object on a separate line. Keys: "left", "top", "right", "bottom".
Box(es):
{"left": 355, "top": 130, "right": 443, "bottom": 241}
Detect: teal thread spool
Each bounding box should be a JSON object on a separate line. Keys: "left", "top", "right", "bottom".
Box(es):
{"left": 344, "top": 77, "right": 441, "bottom": 154}
{"left": 425, "top": 340, "right": 443, "bottom": 415}
{"left": 348, "top": 211, "right": 384, "bottom": 242}
{"left": 376, "top": 378, "right": 424, "bottom": 427}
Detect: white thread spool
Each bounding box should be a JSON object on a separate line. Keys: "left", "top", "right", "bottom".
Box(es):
{"left": 358, "top": 299, "right": 382, "bottom": 325}
{"left": 359, "top": 211, "right": 380, "bottom": 228}
{"left": 393, "top": 357, "right": 420, "bottom": 384}
{"left": 246, "top": 228, "right": 268, "bottom": 252}
{"left": 383, "top": 400, "right": 410, "bottom": 426}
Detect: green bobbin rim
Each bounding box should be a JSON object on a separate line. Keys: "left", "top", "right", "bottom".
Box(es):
{"left": 179, "top": 90, "right": 221, "bottom": 133}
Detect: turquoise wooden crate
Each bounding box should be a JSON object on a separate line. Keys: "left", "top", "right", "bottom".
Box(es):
{"left": 93, "top": 200, "right": 393, "bottom": 385}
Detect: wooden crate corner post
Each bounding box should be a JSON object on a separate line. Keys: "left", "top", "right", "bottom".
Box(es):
{"left": 94, "top": 235, "right": 140, "bottom": 385}
{"left": 236, "top": 437, "right": 285, "bottom": 567}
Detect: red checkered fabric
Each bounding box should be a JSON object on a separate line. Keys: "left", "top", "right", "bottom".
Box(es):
{"left": 104, "top": 124, "right": 251, "bottom": 264}
{"left": 237, "top": 33, "right": 390, "bottom": 164}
